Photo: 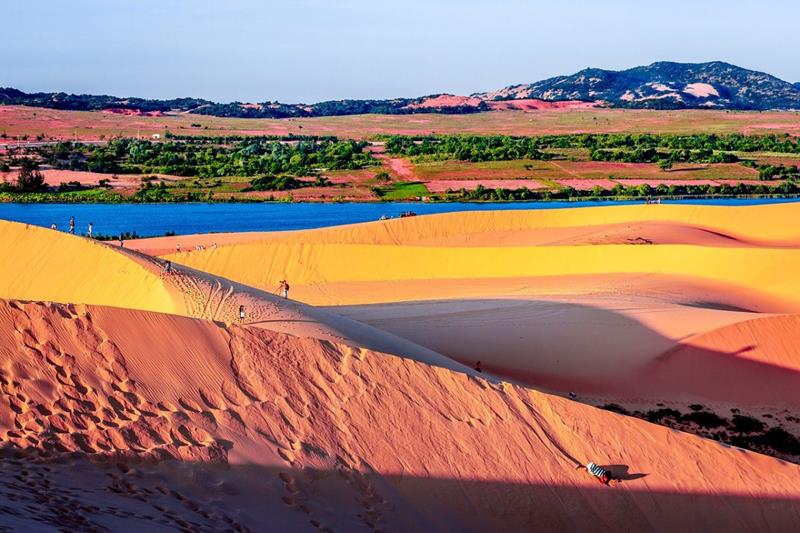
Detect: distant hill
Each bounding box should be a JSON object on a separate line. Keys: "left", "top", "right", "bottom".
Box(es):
{"left": 2, "top": 62, "right": 799, "bottom": 117}
{"left": 477, "top": 62, "right": 800, "bottom": 110}
{"left": 0, "top": 87, "right": 209, "bottom": 114}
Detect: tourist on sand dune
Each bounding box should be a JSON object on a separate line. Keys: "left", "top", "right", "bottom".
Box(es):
{"left": 278, "top": 280, "right": 290, "bottom": 299}
{"left": 474, "top": 361, "right": 482, "bottom": 373}
{"left": 87, "top": 222, "right": 93, "bottom": 239}
{"left": 239, "top": 305, "right": 245, "bottom": 323}
{"left": 576, "top": 462, "right": 618, "bottom": 486}
{"left": 50, "top": 223, "right": 57, "bottom": 230}
{"left": 69, "top": 216, "right": 75, "bottom": 234}
{"left": 176, "top": 244, "right": 181, "bottom": 252}
{"left": 164, "top": 260, "right": 172, "bottom": 273}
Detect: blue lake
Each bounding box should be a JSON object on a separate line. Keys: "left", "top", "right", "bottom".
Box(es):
{"left": 0, "top": 198, "right": 797, "bottom": 238}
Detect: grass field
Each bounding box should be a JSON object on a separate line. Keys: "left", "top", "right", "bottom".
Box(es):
{"left": 2, "top": 105, "right": 800, "bottom": 142}
{"left": 2, "top": 105, "right": 796, "bottom": 202}
{"left": 413, "top": 159, "right": 759, "bottom": 181}
{"left": 374, "top": 181, "right": 430, "bottom": 200}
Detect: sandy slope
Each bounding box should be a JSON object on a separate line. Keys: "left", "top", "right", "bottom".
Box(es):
{"left": 147, "top": 204, "right": 800, "bottom": 310}
{"left": 143, "top": 204, "right": 800, "bottom": 415}
{"left": 1, "top": 299, "right": 799, "bottom": 531}
{"left": 0, "top": 220, "right": 458, "bottom": 372}
{"left": 127, "top": 220, "right": 764, "bottom": 256}
{"left": 640, "top": 314, "right": 800, "bottom": 407}
{"left": 130, "top": 202, "right": 800, "bottom": 255}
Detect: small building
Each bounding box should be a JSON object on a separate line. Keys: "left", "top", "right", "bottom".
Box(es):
{"left": 151, "top": 134, "right": 161, "bottom": 140}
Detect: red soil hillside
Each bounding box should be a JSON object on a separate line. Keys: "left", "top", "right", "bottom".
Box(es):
{"left": 486, "top": 98, "right": 601, "bottom": 111}
{"left": 404, "top": 94, "right": 484, "bottom": 110}
{"left": 404, "top": 94, "right": 600, "bottom": 112}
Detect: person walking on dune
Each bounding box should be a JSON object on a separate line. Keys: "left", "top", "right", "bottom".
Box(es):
{"left": 239, "top": 305, "right": 246, "bottom": 323}
{"left": 278, "top": 279, "right": 290, "bottom": 299}
{"left": 576, "top": 462, "right": 619, "bottom": 486}
{"left": 87, "top": 222, "right": 93, "bottom": 239}
{"left": 69, "top": 216, "right": 75, "bottom": 234}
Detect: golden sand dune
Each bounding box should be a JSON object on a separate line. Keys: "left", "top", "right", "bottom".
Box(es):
{"left": 144, "top": 204, "right": 800, "bottom": 418}
{"left": 133, "top": 203, "right": 800, "bottom": 254}
{"left": 149, "top": 205, "right": 800, "bottom": 309}
{"left": 0, "top": 221, "right": 458, "bottom": 371}
{"left": 1, "top": 299, "right": 799, "bottom": 531}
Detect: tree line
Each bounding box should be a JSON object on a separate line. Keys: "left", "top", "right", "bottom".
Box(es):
{"left": 443, "top": 181, "right": 797, "bottom": 202}
{"left": 28, "top": 137, "right": 376, "bottom": 177}
{"left": 384, "top": 133, "right": 800, "bottom": 165}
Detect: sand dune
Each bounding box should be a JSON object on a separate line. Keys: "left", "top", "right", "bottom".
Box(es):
{"left": 640, "top": 314, "right": 800, "bottom": 407}
{"left": 158, "top": 236, "right": 800, "bottom": 309}
{"left": 1, "top": 299, "right": 799, "bottom": 531}
{"left": 0, "top": 220, "right": 458, "bottom": 371}
{"left": 124, "top": 202, "right": 800, "bottom": 255}
{"left": 133, "top": 202, "right": 800, "bottom": 253}
{"left": 337, "top": 297, "right": 800, "bottom": 412}
{"left": 143, "top": 204, "right": 800, "bottom": 416}
{"left": 4, "top": 204, "right": 800, "bottom": 529}
{"left": 130, "top": 220, "right": 759, "bottom": 256}
{"left": 145, "top": 204, "right": 800, "bottom": 311}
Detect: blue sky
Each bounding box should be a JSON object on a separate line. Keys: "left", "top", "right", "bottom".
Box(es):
{"left": 2, "top": 0, "right": 799, "bottom": 103}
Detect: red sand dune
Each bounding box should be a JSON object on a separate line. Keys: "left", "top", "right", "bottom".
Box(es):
{"left": 5, "top": 208, "right": 800, "bottom": 529}
{"left": 1, "top": 299, "right": 799, "bottom": 530}
{"left": 337, "top": 292, "right": 800, "bottom": 412}
{"left": 643, "top": 314, "right": 800, "bottom": 406}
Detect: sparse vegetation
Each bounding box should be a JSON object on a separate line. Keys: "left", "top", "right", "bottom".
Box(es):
{"left": 610, "top": 404, "right": 800, "bottom": 462}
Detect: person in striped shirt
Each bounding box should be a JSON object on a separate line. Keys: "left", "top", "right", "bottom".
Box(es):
{"left": 576, "top": 462, "right": 619, "bottom": 486}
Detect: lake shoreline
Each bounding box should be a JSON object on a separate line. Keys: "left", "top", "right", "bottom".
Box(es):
{"left": 3, "top": 198, "right": 800, "bottom": 241}
{"left": 2, "top": 192, "right": 800, "bottom": 205}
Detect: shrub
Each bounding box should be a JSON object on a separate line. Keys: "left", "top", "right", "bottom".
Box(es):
{"left": 683, "top": 411, "right": 728, "bottom": 429}
{"left": 601, "top": 403, "right": 630, "bottom": 415}
{"left": 731, "top": 415, "right": 765, "bottom": 434}
{"left": 16, "top": 159, "right": 46, "bottom": 191}
{"left": 761, "top": 428, "right": 800, "bottom": 455}
{"left": 646, "top": 408, "right": 682, "bottom": 423}
{"left": 249, "top": 175, "right": 303, "bottom": 191}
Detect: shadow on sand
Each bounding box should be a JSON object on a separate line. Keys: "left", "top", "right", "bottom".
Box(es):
{"left": 0, "top": 445, "right": 797, "bottom": 532}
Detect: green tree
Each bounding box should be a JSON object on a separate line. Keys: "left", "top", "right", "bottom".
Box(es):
{"left": 16, "top": 159, "right": 46, "bottom": 191}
